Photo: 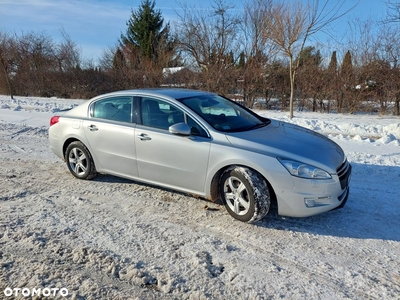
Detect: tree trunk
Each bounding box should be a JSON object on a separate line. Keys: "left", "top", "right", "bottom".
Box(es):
{"left": 0, "top": 57, "right": 14, "bottom": 99}
{"left": 289, "top": 55, "right": 295, "bottom": 119}
{"left": 338, "top": 92, "right": 343, "bottom": 113}
{"left": 264, "top": 89, "right": 269, "bottom": 110}
{"left": 395, "top": 93, "right": 400, "bottom": 116}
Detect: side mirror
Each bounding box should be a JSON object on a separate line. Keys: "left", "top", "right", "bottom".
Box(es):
{"left": 169, "top": 122, "right": 191, "bottom": 136}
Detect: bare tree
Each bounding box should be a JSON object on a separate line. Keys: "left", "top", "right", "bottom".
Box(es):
{"left": 346, "top": 17, "right": 379, "bottom": 67}
{"left": 375, "top": 24, "right": 400, "bottom": 115}
{"left": 340, "top": 18, "right": 377, "bottom": 113}
{"left": 0, "top": 32, "right": 17, "bottom": 99}
{"left": 384, "top": 0, "right": 400, "bottom": 23}
{"left": 14, "top": 32, "right": 57, "bottom": 96}
{"left": 381, "top": 2, "right": 400, "bottom": 115}
{"left": 238, "top": 0, "right": 278, "bottom": 107}
{"left": 260, "top": 0, "right": 357, "bottom": 118}
{"left": 175, "top": 0, "right": 241, "bottom": 93}
{"left": 55, "top": 29, "right": 81, "bottom": 72}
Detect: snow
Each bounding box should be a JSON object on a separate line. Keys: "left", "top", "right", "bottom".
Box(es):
{"left": 0, "top": 94, "right": 399, "bottom": 299}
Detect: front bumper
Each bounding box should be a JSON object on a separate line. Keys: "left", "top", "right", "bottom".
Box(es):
{"left": 275, "top": 162, "right": 352, "bottom": 217}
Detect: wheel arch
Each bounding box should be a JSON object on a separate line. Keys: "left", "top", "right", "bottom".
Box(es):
{"left": 209, "top": 164, "right": 277, "bottom": 207}
{"left": 62, "top": 137, "right": 81, "bottom": 160}
{"left": 64, "top": 139, "right": 98, "bottom": 180}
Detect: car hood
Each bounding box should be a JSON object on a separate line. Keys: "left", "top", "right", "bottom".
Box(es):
{"left": 225, "top": 119, "right": 344, "bottom": 172}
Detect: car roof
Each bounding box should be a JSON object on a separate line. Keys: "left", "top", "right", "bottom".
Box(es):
{"left": 96, "top": 88, "right": 213, "bottom": 101}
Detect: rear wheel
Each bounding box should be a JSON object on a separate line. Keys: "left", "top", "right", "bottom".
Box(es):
{"left": 220, "top": 167, "right": 270, "bottom": 223}
{"left": 65, "top": 141, "right": 97, "bottom": 180}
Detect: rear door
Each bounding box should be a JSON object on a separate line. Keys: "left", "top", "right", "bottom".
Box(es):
{"left": 82, "top": 96, "right": 138, "bottom": 177}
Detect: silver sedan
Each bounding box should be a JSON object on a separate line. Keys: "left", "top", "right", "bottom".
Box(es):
{"left": 49, "top": 89, "right": 351, "bottom": 222}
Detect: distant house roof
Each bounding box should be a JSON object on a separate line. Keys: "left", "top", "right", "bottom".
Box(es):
{"left": 162, "top": 67, "right": 185, "bottom": 77}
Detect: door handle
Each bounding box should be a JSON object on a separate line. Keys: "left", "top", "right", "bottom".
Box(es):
{"left": 88, "top": 124, "right": 98, "bottom": 131}
{"left": 137, "top": 133, "right": 151, "bottom": 141}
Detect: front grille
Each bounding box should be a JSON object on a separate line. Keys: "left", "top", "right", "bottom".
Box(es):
{"left": 337, "top": 159, "right": 352, "bottom": 189}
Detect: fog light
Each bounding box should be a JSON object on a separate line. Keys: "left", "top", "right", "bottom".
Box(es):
{"left": 304, "top": 198, "right": 315, "bottom": 207}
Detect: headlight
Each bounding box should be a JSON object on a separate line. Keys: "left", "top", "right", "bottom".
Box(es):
{"left": 278, "top": 158, "right": 332, "bottom": 179}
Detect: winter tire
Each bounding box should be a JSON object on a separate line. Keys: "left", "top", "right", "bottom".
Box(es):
{"left": 220, "top": 166, "right": 270, "bottom": 223}
{"left": 65, "top": 141, "right": 97, "bottom": 180}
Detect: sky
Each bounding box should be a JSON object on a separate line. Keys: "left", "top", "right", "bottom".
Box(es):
{"left": 0, "top": 0, "right": 389, "bottom": 64}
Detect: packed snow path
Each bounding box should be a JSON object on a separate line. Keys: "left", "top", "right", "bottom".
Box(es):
{"left": 0, "top": 95, "right": 399, "bottom": 299}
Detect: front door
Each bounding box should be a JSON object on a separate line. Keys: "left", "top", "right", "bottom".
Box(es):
{"left": 135, "top": 97, "right": 211, "bottom": 194}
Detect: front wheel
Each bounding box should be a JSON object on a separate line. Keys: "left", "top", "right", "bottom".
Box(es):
{"left": 220, "top": 167, "right": 270, "bottom": 223}
{"left": 65, "top": 141, "right": 97, "bottom": 180}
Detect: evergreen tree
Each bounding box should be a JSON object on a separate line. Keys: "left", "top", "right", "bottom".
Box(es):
{"left": 340, "top": 50, "right": 355, "bottom": 113}
{"left": 327, "top": 51, "right": 338, "bottom": 76}
{"left": 237, "top": 52, "right": 245, "bottom": 69}
{"left": 326, "top": 51, "right": 338, "bottom": 113}
{"left": 120, "top": 0, "right": 173, "bottom": 64}
{"left": 341, "top": 50, "right": 353, "bottom": 81}
{"left": 296, "top": 46, "right": 322, "bottom": 68}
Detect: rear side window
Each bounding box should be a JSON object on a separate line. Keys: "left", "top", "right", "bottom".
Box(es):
{"left": 92, "top": 97, "right": 132, "bottom": 123}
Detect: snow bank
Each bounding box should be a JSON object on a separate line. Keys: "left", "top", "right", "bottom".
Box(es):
{"left": 259, "top": 110, "right": 400, "bottom": 143}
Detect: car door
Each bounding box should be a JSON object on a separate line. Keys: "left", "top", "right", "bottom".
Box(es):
{"left": 135, "top": 97, "right": 211, "bottom": 194}
{"left": 82, "top": 96, "right": 138, "bottom": 177}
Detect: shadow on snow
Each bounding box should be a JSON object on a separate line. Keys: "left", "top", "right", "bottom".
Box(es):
{"left": 92, "top": 162, "right": 400, "bottom": 242}
{"left": 259, "top": 162, "right": 400, "bottom": 242}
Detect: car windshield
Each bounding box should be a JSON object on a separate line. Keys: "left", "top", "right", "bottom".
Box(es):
{"left": 180, "top": 94, "right": 269, "bottom": 132}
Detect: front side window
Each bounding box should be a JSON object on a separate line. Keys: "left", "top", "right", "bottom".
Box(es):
{"left": 187, "top": 115, "right": 208, "bottom": 137}
{"left": 181, "top": 94, "right": 268, "bottom": 132}
{"left": 140, "top": 97, "right": 209, "bottom": 138}
{"left": 141, "top": 98, "right": 184, "bottom": 130}
{"left": 92, "top": 97, "right": 132, "bottom": 122}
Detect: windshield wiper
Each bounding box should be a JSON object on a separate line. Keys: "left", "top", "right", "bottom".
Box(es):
{"left": 246, "top": 121, "right": 269, "bottom": 131}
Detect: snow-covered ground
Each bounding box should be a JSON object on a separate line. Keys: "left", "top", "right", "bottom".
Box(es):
{"left": 0, "top": 94, "right": 399, "bottom": 299}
